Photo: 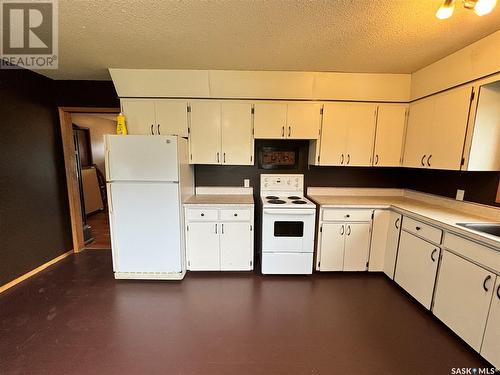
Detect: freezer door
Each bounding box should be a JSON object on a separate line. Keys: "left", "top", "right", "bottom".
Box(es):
{"left": 106, "top": 135, "right": 179, "bottom": 181}
{"left": 109, "top": 182, "right": 182, "bottom": 273}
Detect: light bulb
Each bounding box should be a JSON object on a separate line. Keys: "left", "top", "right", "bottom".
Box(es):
{"left": 436, "top": 0, "right": 455, "bottom": 19}
{"left": 474, "top": 0, "right": 497, "bottom": 15}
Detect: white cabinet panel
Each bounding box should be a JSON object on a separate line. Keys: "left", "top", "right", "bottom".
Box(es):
{"left": 403, "top": 98, "right": 434, "bottom": 168}
{"left": 429, "top": 86, "right": 472, "bottom": 170}
{"left": 344, "top": 223, "right": 371, "bottom": 271}
{"left": 433, "top": 251, "right": 495, "bottom": 351}
{"left": 121, "top": 100, "right": 156, "bottom": 135}
{"left": 287, "top": 102, "right": 321, "bottom": 139}
{"left": 322, "top": 209, "right": 373, "bottom": 222}
{"left": 220, "top": 222, "right": 252, "bottom": 270}
{"left": 187, "top": 222, "right": 220, "bottom": 271}
{"left": 318, "top": 223, "right": 345, "bottom": 271}
{"left": 189, "top": 101, "right": 222, "bottom": 164}
{"left": 395, "top": 231, "right": 440, "bottom": 309}
{"left": 346, "top": 103, "right": 377, "bottom": 166}
{"left": 253, "top": 102, "right": 287, "bottom": 139}
{"left": 481, "top": 277, "right": 500, "bottom": 368}
{"left": 383, "top": 212, "right": 402, "bottom": 279}
{"left": 221, "top": 102, "right": 254, "bottom": 165}
{"left": 109, "top": 182, "right": 181, "bottom": 273}
{"left": 374, "top": 105, "right": 407, "bottom": 167}
{"left": 155, "top": 99, "right": 189, "bottom": 137}
{"left": 402, "top": 216, "right": 442, "bottom": 245}
{"left": 369, "top": 210, "right": 391, "bottom": 272}
{"left": 319, "top": 103, "right": 348, "bottom": 166}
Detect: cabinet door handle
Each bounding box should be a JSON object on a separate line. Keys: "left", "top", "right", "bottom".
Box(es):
{"left": 497, "top": 284, "right": 500, "bottom": 300}
{"left": 346, "top": 225, "right": 351, "bottom": 236}
{"left": 282, "top": 126, "right": 285, "bottom": 137}
{"left": 374, "top": 154, "right": 379, "bottom": 165}
{"left": 431, "top": 249, "right": 438, "bottom": 262}
{"left": 217, "top": 152, "right": 220, "bottom": 163}
{"left": 157, "top": 124, "right": 161, "bottom": 135}
{"left": 215, "top": 223, "right": 218, "bottom": 234}
{"left": 347, "top": 154, "right": 350, "bottom": 165}
{"left": 427, "top": 154, "right": 432, "bottom": 167}
{"left": 151, "top": 124, "right": 154, "bottom": 135}
{"left": 483, "top": 275, "right": 492, "bottom": 292}
{"left": 223, "top": 152, "right": 226, "bottom": 163}
{"left": 340, "top": 225, "right": 344, "bottom": 235}
{"left": 288, "top": 126, "right": 291, "bottom": 137}
{"left": 340, "top": 154, "right": 344, "bottom": 165}
{"left": 421, "top": 154, "right": 426, "bottom": 166}
{"left": 221, "top": 223, "right": 224, "bottom": 234}
{"left": 395, "top": 218, "right": 400, "bottom": 229}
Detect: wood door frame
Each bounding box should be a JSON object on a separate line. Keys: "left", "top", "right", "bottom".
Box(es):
{"left": 59, "top": 107, "right": 120, "bottom": 253}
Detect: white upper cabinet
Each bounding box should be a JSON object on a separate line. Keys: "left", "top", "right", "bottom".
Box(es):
{"left": 189, "top": 101, "right": 222, "bottom": 165}
{"left": 254, "top": 101, "right": 321, "bottom": 139}
{"left": 121, "top": 100, "right": 156, "bottom": 135}
{"left": 403, "top": 86, "right": 473, "bottom": 170}
{"left": 121, "top": 99, "right": 189, "bottom": 136}
{"left": 373, "top": 105, "right": 408, "bottom": 167}
{"left": 155, "top": 99, "right": 189, "bottom": 137}
{"left": 221, "top": 102, "right": 254, "bottom": 165}
{"left": 189, "top": 101, "right": 254, "bottom": 165}
{"left": 254, "top": 102, "right": 287, "bottom": 139}
{"left": 286, "top": 103, "right": 322, "bottom": 139}
{"left": 317, "top": 102, "right": 377, "bottom": 166}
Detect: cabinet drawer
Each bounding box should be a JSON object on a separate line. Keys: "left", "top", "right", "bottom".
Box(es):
{"left": 220, "top": 209, "right": 251, "bottom": 221}
{"left": 443, "top": 233, "right": 500, "bottom": 273}
{"left": 322, "top": 209, "right": 373, "bottom": 222}
{"left": 402, "top": 216, "right": 442, "bottom": 244}
{"left": 186, "top": 208, "right": 218, "bottom": 221}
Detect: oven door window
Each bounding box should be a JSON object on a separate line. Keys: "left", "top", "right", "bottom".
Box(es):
{"left": 274, "top": 221, "right": 304, "bottom": 237}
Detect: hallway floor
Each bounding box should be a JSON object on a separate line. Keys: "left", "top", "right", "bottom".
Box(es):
{"left": 86, "top": 211, "right": 111, "bottom": 249}
{"left": 0, "top": 251, "right": 490, "bottom": 375}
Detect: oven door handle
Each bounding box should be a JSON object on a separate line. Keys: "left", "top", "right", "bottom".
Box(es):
{"left": 263, "top": 209, "right": 315, "bottom": 215}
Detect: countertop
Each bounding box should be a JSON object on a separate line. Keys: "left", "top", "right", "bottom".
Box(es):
{"left": 308, "top": 195, "right": 500, "bottom": 249}
{"left": 183, "top": 194, "right": 254, "bottom": 206}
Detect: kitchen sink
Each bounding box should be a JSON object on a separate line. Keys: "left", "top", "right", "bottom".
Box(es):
{"left": 456, "top": 223, "right": 500, "bottom": 238}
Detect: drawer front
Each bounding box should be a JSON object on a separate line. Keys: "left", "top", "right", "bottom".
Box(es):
{"left": 444, "top": 233, "right": 500, "bottom": 273}
{"left": 402, "top": 216, "right": 442, "bottom": 244}
{"left": 220, "top": 209, "right": 251, "bottom": 221}
{"left": 186, "top": 208, "right": 218, "bottom": 221}
{"left": 322, "top": 209, "right": 373, "bottom": 222}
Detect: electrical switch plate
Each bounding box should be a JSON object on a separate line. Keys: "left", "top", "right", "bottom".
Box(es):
{"left": 244, "top": 179, "right": 250, "bottom": 188}
{"left": 456, "top": 189, "right": 465, "bottom": 201}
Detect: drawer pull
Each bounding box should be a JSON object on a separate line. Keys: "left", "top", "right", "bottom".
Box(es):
{"left": 234, "top": 213, "right": 238, "bottom": 217}
{"left": 415, "top": 226, "right": 421, "bottom": 231}
{"left": 201, "top": 213, "right": 205, "bottom": 217}
{"left": 483, "top": 275, "right": 492, "bottom": 292}
{"left": 431, "top": 249, "right": 438, "bottom": 262}
{"left": 345, "top": 214, "right": 350, "bottom": 218}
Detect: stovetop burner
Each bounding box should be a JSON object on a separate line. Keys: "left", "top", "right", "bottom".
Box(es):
{"left": 288, "top": 196, "right": 302, "bottom": 200}
{"left": 268, "top": 199, "right": 286, "bottom": 204}
{"left": 266, "top": 195, "right": 279, "bottom": 200}
{"left": 292, "top": 200, "right": 307, "bottom": 204}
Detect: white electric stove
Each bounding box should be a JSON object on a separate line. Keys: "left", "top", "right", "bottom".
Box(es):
{"left": 260, "top": 174, "right": 316, "bottom": 275}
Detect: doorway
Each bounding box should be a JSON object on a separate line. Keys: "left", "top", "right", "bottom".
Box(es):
{"left": 58, "top": 107, "right": 120, "bottom": 252}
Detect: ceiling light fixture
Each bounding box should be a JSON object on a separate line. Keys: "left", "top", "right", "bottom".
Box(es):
{"left": 436, "top": 0, "right": 497, "bottom": 19}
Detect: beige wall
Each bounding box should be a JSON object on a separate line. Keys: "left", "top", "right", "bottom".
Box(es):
{"left": 71, "top": 113, "right": 116, "bottom": 173}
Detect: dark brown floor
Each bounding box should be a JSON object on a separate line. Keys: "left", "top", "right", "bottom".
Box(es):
{"left": 86, "top": 211, "right": 111, "bottom": 249}
{"left": 0, "top": 251, "right": 490, "bottom": 375}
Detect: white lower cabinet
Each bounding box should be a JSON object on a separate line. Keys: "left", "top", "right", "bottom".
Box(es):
{"left": 185, "top": 206, "right": 254, "bottom": 271}
{"left": 186, "top": 222, "right": 220, "bottom": 271}
{"left": 395, "top": 231, "right": 440, "bottom": 309}
{"left": 317, "top": 209, "right": 372, "bottom": 272}
{"left": 433, "top": 250, "right": 496, "bottom": 352}
{"left": 481, "top": 277, "right": 500, "bottom": 368}
{"left": 383, "top": 212, "right": 402, "bottom": 279}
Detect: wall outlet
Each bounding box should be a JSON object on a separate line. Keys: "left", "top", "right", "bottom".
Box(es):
{"left": 456, "top": 189, "right": 465, "bottom": 201}
{"left": 244, "top": 179, "right": 250, "bottom": 188}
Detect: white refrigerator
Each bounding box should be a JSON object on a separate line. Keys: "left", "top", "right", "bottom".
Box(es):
{"left": 105, "top": 135, "right": 194, "bottom": 280}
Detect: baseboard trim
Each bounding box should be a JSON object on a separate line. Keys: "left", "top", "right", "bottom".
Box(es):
{"left": 0, "top": 250, "right": 73, "bottom": 294}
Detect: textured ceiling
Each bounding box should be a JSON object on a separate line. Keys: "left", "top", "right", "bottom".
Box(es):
{"left": 40, "top": 0, "right": 500, "bottom": 80}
